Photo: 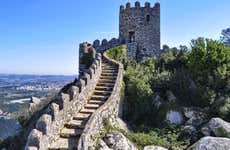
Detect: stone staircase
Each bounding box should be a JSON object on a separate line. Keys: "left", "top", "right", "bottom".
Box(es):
{"left": 49, "top": 59, "right": 118, "bottom": 150}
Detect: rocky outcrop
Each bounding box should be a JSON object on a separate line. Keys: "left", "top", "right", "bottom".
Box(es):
{"left": 183, "top": 107, "right": 207, "bottom": 127}
{"left": 188, "top": 136, "right": 230, "bottom": 150}
{"left": 207, "top": 118, "right": 230, "bottom": 138}
{"left": 166, "top": 110, "right": 184, "bottom": 125}
{"left": 103, "top": 131, "right": 137, "bottom": 150}
{"left": 144, "top": 145, "right": 168, "bottom": 150}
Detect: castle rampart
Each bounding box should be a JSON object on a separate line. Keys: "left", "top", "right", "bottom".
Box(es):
{"left": 25, "top": 54, "right": 103, "bottom": 149}
{"left": 77, "top": 52, "right": 123, "bottom": 150}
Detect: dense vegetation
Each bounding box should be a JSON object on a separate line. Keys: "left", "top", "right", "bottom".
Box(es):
{"left": 221, "top": 27, "right": 230, "bottom": 46}
{"left": 106, "top": 37, "right": 230, "bottom": 149}
{"left": 105, "top": 45, "right": 127, "bottom": 63}
{"left": 124, "top": 38, "right": 230, "bottom": 125}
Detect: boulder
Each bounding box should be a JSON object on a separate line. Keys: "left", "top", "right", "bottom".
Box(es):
{"left": 185, "top": 116, "right": 205, "bottom": 128}
{"left": 208, "top": 118, "right": 230, "bottom": 138}
{"left": 166, "top": 110, "right": 184, "bottom": 125}
{"left": 188, "top": 136, "right": 230, "bottom": 150}
{"left": 183, "top": 107, "right": 207, "bottom": 127}
{"left": 144, "top": 145, "right": 168, "bottom": 150}
{"left": 103, "top": 131, "right": 138, "bottom": 150}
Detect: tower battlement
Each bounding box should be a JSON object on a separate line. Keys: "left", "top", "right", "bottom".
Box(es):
{"left": 120, "top": 1, "right": 160, "bottom": 11}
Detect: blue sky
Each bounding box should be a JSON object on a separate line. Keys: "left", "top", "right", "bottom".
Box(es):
{"left": 0, "top": 0, "right": 229, "bottom": 75}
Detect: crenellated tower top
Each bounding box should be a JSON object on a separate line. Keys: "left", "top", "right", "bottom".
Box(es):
{"left": 120, "top": 1, "right": 160, "bottom": 11}
{"left": 119, "top": 1, "right": 161, "bottom": 60}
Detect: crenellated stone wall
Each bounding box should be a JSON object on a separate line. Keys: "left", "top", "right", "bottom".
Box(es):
{"left": 79, "top": 38, "right": 121, "bottom": 56}
{"left": 25, "top": 54, "right": 102, "bottom": 150}
{"left": 77, "top": 50, "right": 124, "bottom": 150}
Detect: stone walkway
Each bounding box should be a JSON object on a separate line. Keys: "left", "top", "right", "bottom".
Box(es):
{"left": 49, "top": 59, "right": 118, "bottom": 150}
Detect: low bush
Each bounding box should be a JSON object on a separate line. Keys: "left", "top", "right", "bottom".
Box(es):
{"left": 105, "top": 45, "right": 126, "bottom": 63}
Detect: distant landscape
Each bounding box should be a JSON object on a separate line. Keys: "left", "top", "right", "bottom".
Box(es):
{"left": 0, "top": 74, "right": 76, "bottom": 114}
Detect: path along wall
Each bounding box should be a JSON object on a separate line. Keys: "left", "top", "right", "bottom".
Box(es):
{"left": 77, "top": 52, "right": 124, "bottom": 150}
{"left": 25, "top": 54, "right": 102, "bottom": 150}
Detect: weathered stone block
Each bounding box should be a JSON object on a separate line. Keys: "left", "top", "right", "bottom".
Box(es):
{"left": 77, "top": 79, "right": 86, "bottom": 92}
{"left": 67, "top": 86, "right": 79, "bottom": 100}
{"left": 50, "top": 102, "right": 59, "bottom": 121}
{"left": 36, "top": 114, "right": 52, "bottom": 135}
{"left": 26, "top": 129, "right": 43, "bottom": 147}
{"left": 88, "top": 68, "right": 94, "bottom": 78}
{"left": 83, "top": 72, "right": 91, "bottom": 85}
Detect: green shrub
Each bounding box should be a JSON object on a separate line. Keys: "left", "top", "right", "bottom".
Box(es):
{"left": 187, "top": 38, "right": 230, "bottom": 90}
{"left": 124, "top": 59, "right": 155, "bottom": 125}
{"left": 106, "top": 45, "right": 126, "bottom": 63}
{"left": 122, "top": 126, "right": 188, "bottom": 150}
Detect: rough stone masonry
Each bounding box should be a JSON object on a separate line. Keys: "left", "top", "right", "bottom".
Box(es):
{"left": 80, "top": 1, "right": 161, "bottom": 61}
{"left": 119, "top": 1, "right": 161, "bottom": 60}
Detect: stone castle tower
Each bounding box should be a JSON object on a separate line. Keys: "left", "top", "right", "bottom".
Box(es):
{"left": 119, "top": 1, "right": 160, "bottom": 60}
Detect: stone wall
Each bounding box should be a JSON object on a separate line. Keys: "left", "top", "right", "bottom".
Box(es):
{"left": 77, "top": 50, "right": 124, "bottom": 150}
{"left": 25, "top": 54, "right": 102, "bottom": 150}
{"left": 127, "top": 42, "right": 138, "bottom": 59}
{"left": 79, "top": 38, "right": 121, "bottom": 56}
{"left": 119, "top": 1, "right": 161, "bottom": 60}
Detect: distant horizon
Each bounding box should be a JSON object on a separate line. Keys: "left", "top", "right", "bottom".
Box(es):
{"left": 0, "top": 73, "right": 77, "bottom": 76}
{"left": 0, "top": 0, "right": 229, "bottom": 74}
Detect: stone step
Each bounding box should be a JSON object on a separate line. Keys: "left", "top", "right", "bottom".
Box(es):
{"left": 102, "top": 68, "right": 117, "bottom": 71}
{"left": 88, "top": 100, "right": 104, "bottom": 105}
{"left": 65, "top": 120, "right": 86, "bottom": 129}
{"left": 85, "top": 103, "right": 100, "bottom": 109}
{"left": 101, "top": 73, "right": 117, "bottom": 77}
{"left": 96, "top": 83, "right": 114, "bottom": 87}
{"left": 90, "top": 95, "right": 109, "bottom": 101}
{"left": 102, "top": 69, "right": 118, "bottom": 73}
{"left": 80, "top": 108, "right": 96, "bottom": 114}
{"left": 100, "top": 76, "right": 117, "bottom": 80}
{"left": 95, "top": 86, "right": 114, "bottom": 91}
{"left": 49, "top": 137, "right": 78, "bottom": 150}
{"left": 73, "top": 113, "right": 91, "bottom": 120}
{"left": 94, "top": 90, "right": 112, "bottom": 96}
{"left": 98, "top": 79, "right": 116, "bottom": 84}
{"left": 102, "top": 67, "right": 117, "bottom": 69}
{"left": 60, "top": 128, "right": 83, "bottom": 138}
{"left": 102, "top": 63, "right": 113, "bottom": 66}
